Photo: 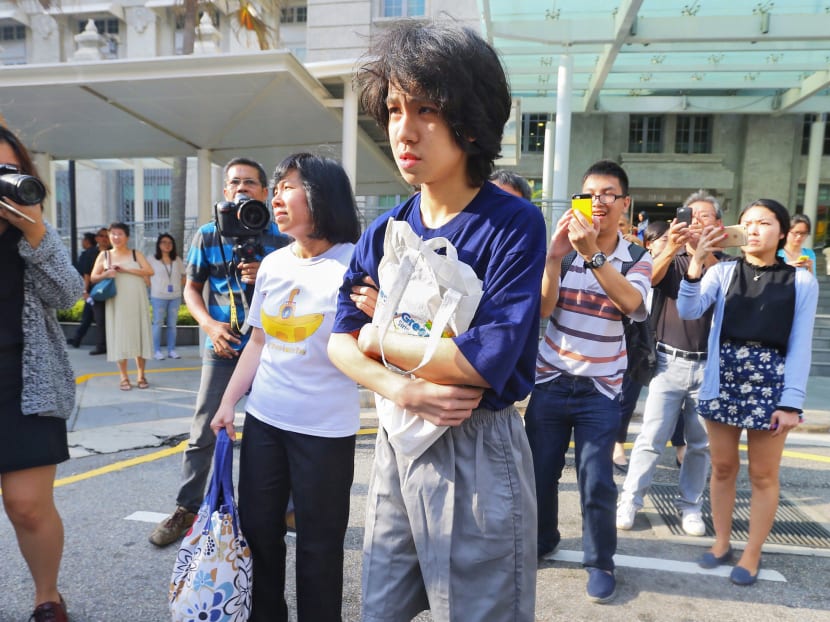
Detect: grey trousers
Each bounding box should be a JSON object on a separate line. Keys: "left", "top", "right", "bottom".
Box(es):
{"left": 361, "top": 407, "right": 537, "bottom": 622}
{"left": 175, "top": 349, "right": 238, "bottom": 512}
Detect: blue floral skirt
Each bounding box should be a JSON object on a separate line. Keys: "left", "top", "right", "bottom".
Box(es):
{"left": 698, "top": 340, "right": 784, "bottom": 430}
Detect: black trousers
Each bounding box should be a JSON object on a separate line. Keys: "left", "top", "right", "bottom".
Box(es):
{"left": 239, "top": 413, "right": 355, "bottom": 622}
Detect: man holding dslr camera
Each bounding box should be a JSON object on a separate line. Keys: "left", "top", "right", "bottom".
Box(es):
{"left": 150, "top": 157, "right": 289, "bottom": 546}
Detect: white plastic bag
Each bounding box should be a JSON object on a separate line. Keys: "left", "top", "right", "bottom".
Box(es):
{"left": 373, "top": 218, "right": 483, "bottom": 459}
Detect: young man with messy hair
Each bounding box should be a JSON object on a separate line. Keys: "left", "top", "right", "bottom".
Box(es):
{"left": 328, "top": 21, "right": 545, "bottom": 622}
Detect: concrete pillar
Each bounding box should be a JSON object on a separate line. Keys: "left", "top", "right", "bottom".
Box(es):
{"left": 32, "top": 153, "right": 55, "bottom": 225}
{"left": 124, "top": 7, "right": 158, "bottom": 59}
{"left": 341, "top": 78, "right": 358, "bottom": 192}
{"left": 29, "top": 14, "right": 60, "bottom": 64}
{"left": 551, "top": 54, "right": 573, "bottom": 225}
{"left": 133, "top": 161, "right": 145, "bottom": 225}
{"left": 197, "top": 149, "right": 213, "bottom": 225}
{"left": 803, "top": 114, "right": 826, "bottom": 248}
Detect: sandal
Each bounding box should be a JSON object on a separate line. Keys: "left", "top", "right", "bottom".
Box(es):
{"left": 119, "top": 378, "right": 132, "bottom": 391}
{"left": 137, "top": 377, "right": 150, "bottom": 389}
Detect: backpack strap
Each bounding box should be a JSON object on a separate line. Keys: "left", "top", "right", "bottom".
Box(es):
{"left": 560, "top": 241, "right": 647, "bottom": 280}
{"left": 559, "top": 250, "right": 578, "bottom": 280}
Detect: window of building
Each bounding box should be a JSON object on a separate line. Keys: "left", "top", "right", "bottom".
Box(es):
{"left": 675, "top": 115, "right": 712, "bottom": 154}
{"left": 521, "top": 113, "right": 551, "bottom": 154}
{"left": 54, "top": 170, "right": 70, "bottom": 237}
{"left": 144, "top": 168, "right": 172, "bottom": 227}
{"left": 0, "top": 21, "right": 27, "bottom": 65}
{"left": 280, "top": 6, "right": 308, "bottom": 23}
{"left": 117, "top": 170, "right": 135, "bottom": 223}
{"left": 77, "top": 18, "right": 119, "bottom": 35}
{"left": 801, "top": 114, "right": 830, "bottom": 156}
{"left": 628, "top": 115, "right": 664, "bottom": 153}
{"left": 380, "top": 0, "right": 426, "bottom": 18}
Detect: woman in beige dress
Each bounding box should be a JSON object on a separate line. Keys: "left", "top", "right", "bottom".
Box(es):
{"left": 90, "top": 222, "right": 154, "bottom": 390}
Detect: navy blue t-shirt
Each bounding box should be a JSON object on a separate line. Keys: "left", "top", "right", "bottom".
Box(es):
{"left": 333, "top": 182, "right": 546, "bottom": 410}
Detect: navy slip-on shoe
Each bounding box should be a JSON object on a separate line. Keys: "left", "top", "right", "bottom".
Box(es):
{"left": 730, "top": 563, "right": 760, "bottom": 586}
{"left": 697, "top": 546, "right": 734, "bottom": 569}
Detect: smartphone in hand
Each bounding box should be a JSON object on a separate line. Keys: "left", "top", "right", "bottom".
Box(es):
{"left": 571, "top": 193, "right": 593, "bottom": 221}
{"left": 715, "top": 224, "right": 748, "bottom": 248}
{"left": 676, "top": 206, "right": 692, "bottom": 225}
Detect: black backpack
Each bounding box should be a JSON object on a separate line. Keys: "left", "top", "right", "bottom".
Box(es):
{"left": 560, "top": 243, "right": 657, "bottom": 386}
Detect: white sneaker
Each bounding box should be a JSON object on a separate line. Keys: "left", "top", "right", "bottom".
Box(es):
{"left": 616, "top": 501, "right": 637, "bottom": 530}
{"left": 682, "top": 510, "right": 706, "bottom": 536}
{"left": 167, "top": 350, "right": 181, "bottom": 359}
{"left": 154, "top": 351, "right": 165, "bottom": 360}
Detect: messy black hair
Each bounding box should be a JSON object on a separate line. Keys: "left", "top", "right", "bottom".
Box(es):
{"left": 356, "top": 20, "right": 512, "bottom": 187}
{"left": 582, "top": 160, "right": 630, "bottom": 196}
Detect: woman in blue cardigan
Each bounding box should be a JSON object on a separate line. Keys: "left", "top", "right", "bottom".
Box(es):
{"left": 677, "top": 199, "right": 818, "bottom": 587}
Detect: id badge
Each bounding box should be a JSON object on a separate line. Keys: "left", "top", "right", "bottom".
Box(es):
{"left": 167, "top": 284, "right": 174, "bottom": 293}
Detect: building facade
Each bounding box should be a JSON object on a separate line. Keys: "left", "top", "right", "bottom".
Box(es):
{"left": 1, "top": 0, "right": 828, "bottom": 252}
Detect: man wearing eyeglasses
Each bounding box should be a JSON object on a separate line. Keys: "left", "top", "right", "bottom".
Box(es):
{"left": 150, "top": 157, "right": 289, "bottom": 547}
{"left": 617, "top": 191, "right": 722, "bottom": 540}
{"left": 524, "top": 160, "right": 653, "bottom": 604}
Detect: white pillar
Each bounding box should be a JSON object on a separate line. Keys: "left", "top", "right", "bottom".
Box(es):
{"left": 551, "top": 55, "right": 573, "bottom": 227}
{"left": 33, "top": 153, "right": 55, "bottom": 225}
{"left": 803, "top": 114, "right": 825, "bottom": 248}
{"left": 197, "top": 150, "right": 213, "bottom": 225}
{"left": 341, "top": 79, "right": 358, "bottom": 192}
{"left": 133, "top": 161, "right": 145, "bottom": 225}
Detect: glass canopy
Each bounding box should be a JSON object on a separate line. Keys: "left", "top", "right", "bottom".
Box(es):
{"left": 479, "top": 0, "right": 830, "bottom": 115}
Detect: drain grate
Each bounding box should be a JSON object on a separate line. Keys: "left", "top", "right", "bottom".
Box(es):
{"left": 648, "top": 483, "right": 830, "bottom": 549}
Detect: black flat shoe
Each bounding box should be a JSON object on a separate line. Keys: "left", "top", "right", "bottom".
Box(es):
{"left": 613, "top": 461, "right": 628, "bottom": 474}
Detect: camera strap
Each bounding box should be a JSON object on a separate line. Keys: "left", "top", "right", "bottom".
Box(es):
{"left": 216, "top": 231, "right": 250, "bottom": 336}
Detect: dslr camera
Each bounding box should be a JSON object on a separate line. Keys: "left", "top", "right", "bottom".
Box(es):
{"left": 0, "top": 164, "right": 46, "bottom": 205}
{"left": 214, "top": 193, "right": 271, "bottom": 263}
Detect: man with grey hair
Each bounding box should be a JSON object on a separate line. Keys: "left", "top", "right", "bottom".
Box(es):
{"left": 617, "top": 190, "right": 723, "bottom": 536}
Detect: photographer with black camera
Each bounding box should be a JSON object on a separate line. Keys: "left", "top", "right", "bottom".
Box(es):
{"left": 1, "top": 126, "right": 83, "bottom": 621}
{"left": 150, "top": 157, "right": 289, "bottom": 547}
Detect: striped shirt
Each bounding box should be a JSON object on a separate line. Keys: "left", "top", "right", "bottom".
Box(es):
{"left": 186, "top": 221, "right": 289, "bottom": 351}
{"left": 535, "top": 235, "right": 653, "bottom": 399}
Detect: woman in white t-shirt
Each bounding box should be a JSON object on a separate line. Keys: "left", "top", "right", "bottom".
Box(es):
{"left": 211, "top": 153, "right": 361, "bottom": 622}
{"left": 147, "top": 233, "right": 185, "bottom": 360}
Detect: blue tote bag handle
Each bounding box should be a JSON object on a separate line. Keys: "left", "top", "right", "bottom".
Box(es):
{"left": 202, "top": 429, "right": 239, "bottom": 534}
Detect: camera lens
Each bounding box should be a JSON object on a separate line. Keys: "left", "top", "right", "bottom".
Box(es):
{"left": 238, "top": 201, "right": 270, "bottom": 231}
{"left": 0, "top": 173, "right": 46, "bottom": 205}
{"left": 16, "top": 177, "right": 45, "bottom": 205}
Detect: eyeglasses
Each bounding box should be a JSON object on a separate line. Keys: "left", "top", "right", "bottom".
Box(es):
{"left": 789, "top": 230, "right": 809, "bottom": 237}
{"left": 226, "top": 178, "right": 261, "bottom": 189}
{"left": 588, "top": 193, "right": 627, "bottom": 205}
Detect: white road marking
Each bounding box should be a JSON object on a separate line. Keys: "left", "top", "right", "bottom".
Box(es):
{"left": 543, "top": 549, "right": 786, "bottom": 582}
{"left": 125, "top": 511, "right": 297, "bottom": 540}
{"left": 125, "top": 511, "right": 170, "bottom": 523}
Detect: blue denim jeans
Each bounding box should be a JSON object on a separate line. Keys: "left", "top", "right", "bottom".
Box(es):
{"left": 150, "top": 296, "right": 180, "bottom": 353}
{"left": 620, "top": 350, "right": 709, "bottom": 512}
{"left": 525, "top": 375, "right": 620, "bottom": 571}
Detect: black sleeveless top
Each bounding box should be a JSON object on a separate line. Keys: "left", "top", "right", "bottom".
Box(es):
{"left": 721, "top": 257, "right": 796, "bottom": 354}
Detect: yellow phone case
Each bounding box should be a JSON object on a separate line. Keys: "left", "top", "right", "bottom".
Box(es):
{"left": 571, "top": 194, "right": 593, "bottom": 221}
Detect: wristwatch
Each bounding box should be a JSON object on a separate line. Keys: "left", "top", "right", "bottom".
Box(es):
{"left": 584, "top": 252, "right": 607, "bottom": 270}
